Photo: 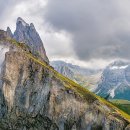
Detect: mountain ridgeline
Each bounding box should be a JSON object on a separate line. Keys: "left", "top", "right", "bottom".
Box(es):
{"left": 0, "top": 18, "right": 130, "bottom": 130}
{"left": 95, "top": 61, "right": 130, "bottom": 100}
{"left": 51, "top": 60, "right": 102, "bottom": 91}
{"left": 7, "top": 17, "right": 49, "bottom": 63}
{"left": 52, "top": 60, "right": 130, "bottom": 101}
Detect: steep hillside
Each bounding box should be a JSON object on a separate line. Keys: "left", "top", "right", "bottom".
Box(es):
{"left": 51, "top": 60, "right": 101, "bottom": 91}
{"left": 0, "top": 29, "right": 130, "bottom": 130}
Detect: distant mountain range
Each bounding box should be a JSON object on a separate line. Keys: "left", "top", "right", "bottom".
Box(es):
{"left": 51, "top": 60, "right": 130, "bottom": 100}
{"left": 51, "top": 60, "right": 102, "bottom": 91}
{"left": 95, "top": 60, "right": 130, "bottom": 100}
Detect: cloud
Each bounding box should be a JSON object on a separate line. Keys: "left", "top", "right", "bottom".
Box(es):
{"left": 44, "top": 0, "right": 130, "bottom": 61}
{"left": 1, "top": 0, "right": 130, "bottom": 68}
{"left": 0, "top": 0, "right": 75, "bottom": 61}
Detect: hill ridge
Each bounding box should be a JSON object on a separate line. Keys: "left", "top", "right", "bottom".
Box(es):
{"left": 2, "top": 37, "right": 130, "bottom": 123}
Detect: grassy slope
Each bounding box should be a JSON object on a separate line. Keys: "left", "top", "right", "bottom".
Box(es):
{"left": 3, "top": 38, "right": 130, "bottom": 122}
{"left": 75, "top": 73, "right": 101, "bottom": 90}
{"left": 110, "top": 99, "right": 130, "bottom": 104}
{"left": 110, "top": 99, "right": 130, "bottom": 115}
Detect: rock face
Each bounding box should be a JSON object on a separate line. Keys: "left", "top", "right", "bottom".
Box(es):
{"left": 0, "top": 45, "right": 129, "bottom": 130}
{"left": 13, "top": 17, "right": 49, "bottom": 63}
{"left": 6, "top": 27, "right": 13, "bottom": 38}
{"left": 0, "top": 21, "right": 130, "bottom": 129}
{"left": 95, "top": 60, "right": 130, "bottom": 100}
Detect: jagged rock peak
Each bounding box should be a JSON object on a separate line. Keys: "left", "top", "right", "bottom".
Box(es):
{"left": 6, "top": 27, "right": 13, "bottom": 38}
{"left": 95, "top": 60, "right": 130, "bottom": 100}
{"left": 30, "top": 23, "right": 35, "bottom": 29}
{"left": 13, "top": 17, "right": 49, "bottom": 63}
{"left": 17, "top": 17, "right": 29, "bottom": 26}
{"left": 108, "top": 60, "right": 130, "bottom": 67}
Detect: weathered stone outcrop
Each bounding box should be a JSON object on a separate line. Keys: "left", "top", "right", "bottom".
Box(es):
{"left": 125, "top": 124, "right": 130, "bottom": 130}
{"left": 13, "top": 17, "right": 49, "bottom": 63}
{"left": 0, "top": 41, "right": 129, "bottom": 130}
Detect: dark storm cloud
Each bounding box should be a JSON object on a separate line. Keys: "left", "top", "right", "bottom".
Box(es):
{"left": 44, "top": 0, "right": 130, "bottom": 60}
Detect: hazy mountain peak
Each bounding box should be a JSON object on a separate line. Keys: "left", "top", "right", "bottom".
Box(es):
{"left": 30, "top": 23, "right": 35, "bottom": 29}
{"left": 17, "top": 17, "right": 29, "bottom": 26}
{"left": 95, "top": 60, "right": 130, "bottom": 100}
{"left": 108, "top": 60, "right": 130, "bottom": 67}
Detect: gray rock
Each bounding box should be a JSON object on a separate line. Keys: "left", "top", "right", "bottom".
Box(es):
{"left": 13, "top": 17, "right": 49, "bottom": 63}
{"left": 0, "top": 23, "right": 130, "bottom": 130}
{"left": 6, "top": 27, "right": 13, "bottom": 38}
{"left": 95, "top": 60, "right": 130, "bottom": 100}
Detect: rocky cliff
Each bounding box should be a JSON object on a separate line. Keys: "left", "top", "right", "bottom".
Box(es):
{"left": 0, "top": 20, "right": 130, "bottom": 130}
{"left": 10, "top": 17, "right": 49, "bottom": 63}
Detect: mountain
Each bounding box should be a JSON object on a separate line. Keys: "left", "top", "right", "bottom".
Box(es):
{"left": 13, "top": 17, "right": 49, "bottom": 63}
{"left": 51, "top": 60, "right": 130, "bottom": 100}
{"left": 51, "top": 60, "right": 102, "bottom": 91}
{"left": 95, "top": 60, "right": 130, "bottom": 100}
{"left": 0, "top": 18, "right": 130, "bottom": 129}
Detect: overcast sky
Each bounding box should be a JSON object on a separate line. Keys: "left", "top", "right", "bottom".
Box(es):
{"left": 1, "top": 0, "right": 130, "bottom": 69}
